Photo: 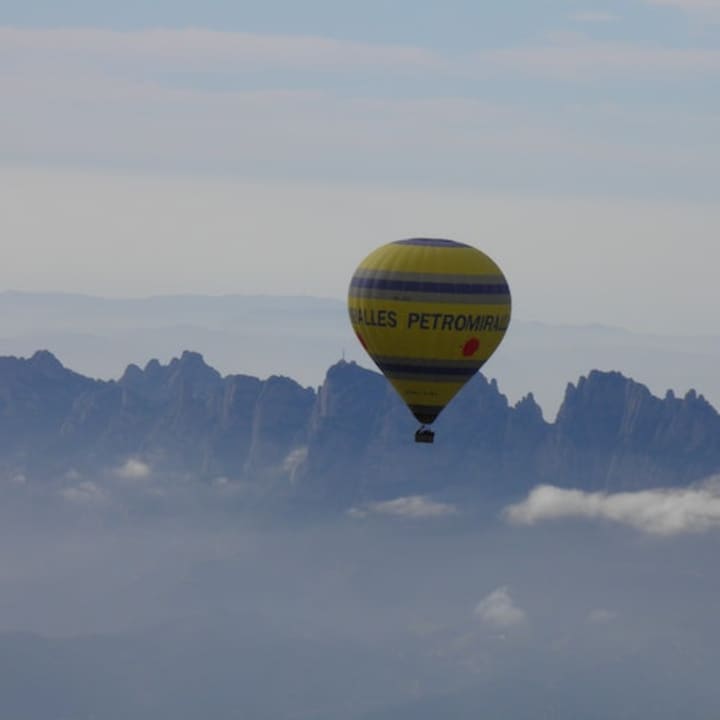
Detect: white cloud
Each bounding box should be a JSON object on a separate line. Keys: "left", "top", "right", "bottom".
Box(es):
{"left": 505, "top": 481, "right": 720, "bottom": 536}
{"left": 588, "top": 608, "right": 617, "bottom": 623}
{"left": 283, "top": 447, "right": 308, "bottom": 483}
{"left": 114, "top": 458, "right": 151, "bottom": 480}
{"left": 2, "top": 26, "right": 719, "bottom": 96}
{"left": 61, "top": 481, "right": 109, "bottom": 506}
{"left": 0, "top": 26, "right": 439, "bottom": 75}
{"left": 1, "top": 26, "right": 718, "bottom": 196}
{"left": 484, "top": 43, "right": 720, "bottom": 78}
{"left": 349, "top": 495, "right": 458, "bottom": 519}
{"left": 474, "top": 587, "right": 527, "bottom": 628}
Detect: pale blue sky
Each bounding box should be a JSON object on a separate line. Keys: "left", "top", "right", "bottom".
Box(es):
{"left": 0, "top": 1, "right": 707, "bottom": 47}
{"left": 0, "top": 0, "right": 718, "bottom": 332}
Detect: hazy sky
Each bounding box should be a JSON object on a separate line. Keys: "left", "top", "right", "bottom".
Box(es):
{"left": 1, "top": 1, "right": 719, "bottom": 333}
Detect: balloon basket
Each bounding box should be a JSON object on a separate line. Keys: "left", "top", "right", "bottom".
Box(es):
{"left": 414, "top": 427, "right": 435, "bottom": 444}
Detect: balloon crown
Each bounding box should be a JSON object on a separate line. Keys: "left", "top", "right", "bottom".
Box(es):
{"left": 393, "top": 238, "right": 472, "bottom": 248}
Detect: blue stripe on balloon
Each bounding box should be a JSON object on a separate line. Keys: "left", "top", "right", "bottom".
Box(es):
{"left": 350, "top": 278, "right": 510, "bottom": 295}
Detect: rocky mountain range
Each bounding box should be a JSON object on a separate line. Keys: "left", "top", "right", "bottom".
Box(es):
{"left": 1, "top": 350, "right": 719, "bottom": 505}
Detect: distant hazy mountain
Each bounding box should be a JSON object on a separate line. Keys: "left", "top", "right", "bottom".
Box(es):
{"left": 2, "top": 291, "right": 720, "bottom": 417}
{"left": 1, "top": 351, "right": 718, "bottom": 507}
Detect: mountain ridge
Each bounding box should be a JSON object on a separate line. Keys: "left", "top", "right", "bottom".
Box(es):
{"left": 1, "top": 350, "right": 718, "bottom": 504}
{"left": 3, "top": 290, "right": 720, "bottom": 418}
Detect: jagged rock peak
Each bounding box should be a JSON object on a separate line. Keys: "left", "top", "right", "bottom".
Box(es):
{"left": 169, "top": 351, "right": 220, "bottom": 376}
{"left": 29, "top": 349, "right": 65, "bottom": 373}
{"left": 144, "top": 358, "right": 163, "bottom": 375}
{"left": 560, "top": 370, "right": 649, "bottom": 407}
{"left": 178, "top": 350, "right": 210, "bottom": 367}
{"left": 325, "top": 359, "right": 376, "bottom": 377}
{"left": 117, "top": 352, "right": 223, "bottom": 403}
{"left": 321, "top": 359, "right": 385, "bottom": 393}
{"left": 680, "top": 388, "right": 715, "bottom": 417}
{"left": 170, "top": 352, "right": 223, "bottom": 392}
{"left": 514, "top": 392, "right": 544, "bottom": 421}
{"left": 133, "top": 352, "right": 221, "bottom": 381}
{"left": 119, "top": 363, "right": 143, "bottom": 384}
{"left": 564, "top": 371, "right": 718, "bottom": 415}
{"left": 263, "top": 374, "right": 310, "bottom": 390}
{"left": 578, "top": 369, "right": 638, "bottom": 391}
{"left": 313, "top": 360, "right": 387, "bottom": 426}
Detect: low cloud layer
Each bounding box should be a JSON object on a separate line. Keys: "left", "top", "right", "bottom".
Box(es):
{"left": 474, "top": 587, "right": 527, "bottom": 628}
{"left": 349, "top": 495, "right": 458, "bottom": 519}
{"left": 505, "top": 482, "right": 720, "bottom": 536}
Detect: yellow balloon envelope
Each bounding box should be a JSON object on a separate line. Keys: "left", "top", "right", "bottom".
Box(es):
{"left": 348, "top": 238, "right": 511, "bottom": 441}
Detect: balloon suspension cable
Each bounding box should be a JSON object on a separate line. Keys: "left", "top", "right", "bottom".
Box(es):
{"left": 414, "top": 425, "right": 435, "bottom": 444}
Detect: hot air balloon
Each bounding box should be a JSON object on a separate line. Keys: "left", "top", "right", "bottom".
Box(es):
{"left": 348, "top": 238, "right": 511, "bottom": 443}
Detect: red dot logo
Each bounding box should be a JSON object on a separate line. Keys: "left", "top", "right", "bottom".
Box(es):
{"left": 462, "top": 337, "right": 480, "bottom": 357}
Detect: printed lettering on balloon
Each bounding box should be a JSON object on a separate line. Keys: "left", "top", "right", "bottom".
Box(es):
{"left": 349, "top": 308, "right": 398, "bottom": 328}
{"left": 406, "top": 312, "right": 509, "bottom": 332}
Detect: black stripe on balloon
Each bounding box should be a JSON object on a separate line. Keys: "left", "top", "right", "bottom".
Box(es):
{"left": 351, "top": 278, "right": 510, "bottom": 295}
{"left": 377, "top": 361, "right": 478, "bottom": 378}
{"left": 408, "top": 405, "right": 441, "bottom": 424}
